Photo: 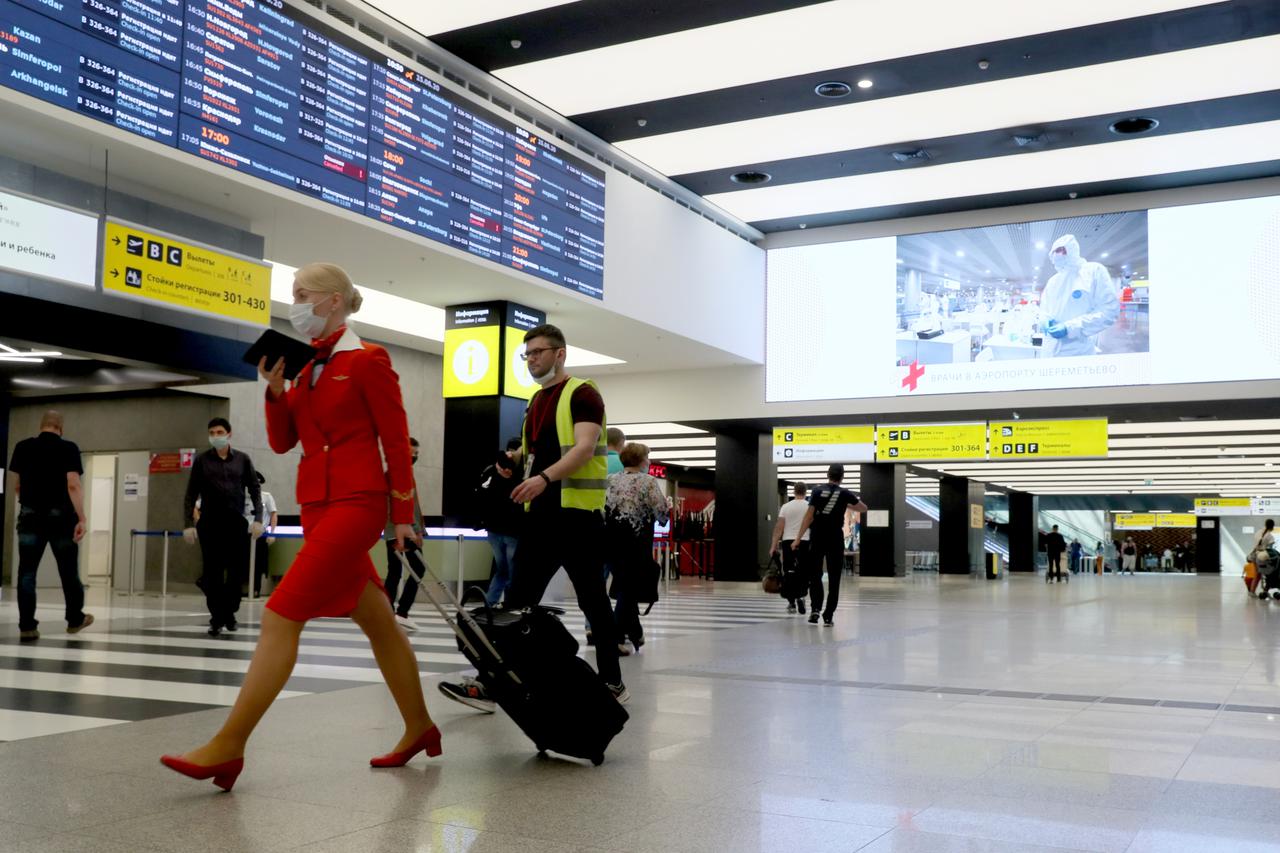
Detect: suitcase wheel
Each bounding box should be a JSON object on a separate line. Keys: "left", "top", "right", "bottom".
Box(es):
{"left": 536, "top": 747, "right": 548, "bottom": 758}
{"left": 591, "top": 754, "right": 604, "bottom": 767}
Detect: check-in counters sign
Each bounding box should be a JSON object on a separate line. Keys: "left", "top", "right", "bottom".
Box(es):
{"left": 101, "top": 219, "right": 271, "bottom": 326}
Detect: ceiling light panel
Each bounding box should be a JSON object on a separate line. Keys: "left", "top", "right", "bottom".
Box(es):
{"left": 704, "top": 118, "right": 1280, "bottom": 222}
{"left": 1111, "top": 447, "right": 1280, "bottom": 458}
{"left": 1108, "top": 419, "right": 1280, "bottom": 434}
{"left": 370, "top": 0, "right": 579, "bottom": 36}
{"left": 639, "top": 438, "right": 717, "bottom": 450}
{"left": 611, "top": 423, "right": 709, "bottom": 436}
{"left": 1110, "top": 434, "right": 1280, "bottom": 448}
{"left": 620, "top": 35, "right": 1280, "bottom": 177}
{"left": 494, "top": 0, "right": 1218, "bottom": 117}
{"left": 270, "top": 262, "right": 622, "bottom": 366}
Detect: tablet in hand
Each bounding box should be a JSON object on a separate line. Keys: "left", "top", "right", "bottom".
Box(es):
{"left": 243, "top": 329, "right": 317, "bottom": 381}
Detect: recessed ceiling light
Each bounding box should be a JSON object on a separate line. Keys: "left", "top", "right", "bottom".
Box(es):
{"left": 729, "top": 170, "right": 771, "bottom": 185}
{"left": 856, "top": 78, "right": 873, "bottom": 89}
{"left": 1035, "top": 241, "right": 1045, "bottom": 250}
{"left": 814, "top": 81, "right": 852, "bottom": 99}
{"left": 955, "top": 250, "right": 965, "bottom": 257}
{"left": 798, "top": 223, "right": 807, "bottom": 229}
{"left": 1109, "top": 116, "right": 1159, "bottom": 135}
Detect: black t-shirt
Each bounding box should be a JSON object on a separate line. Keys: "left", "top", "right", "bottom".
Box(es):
{"left": 523, "top": 378, "right": 605, "bottom": 514}
{"left": 1045, "top": 532, "right": 1067, "bottom": 555}
{"left": 10, "top": 432, "right": 83, "bottom": 513}
{"left": 478, "top": 463, "right": 522, "bottom": 534}
{"left": 807, "top": 483, "right": 861, "bottom": 540}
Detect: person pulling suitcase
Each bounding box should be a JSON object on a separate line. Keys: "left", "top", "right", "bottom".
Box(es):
{"left": 439, "top": 324, "right": 628, "bottom": 709}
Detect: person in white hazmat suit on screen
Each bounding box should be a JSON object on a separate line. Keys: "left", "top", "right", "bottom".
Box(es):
{"left": 1038, "top": 234, "right": 1120, "bottom": 357}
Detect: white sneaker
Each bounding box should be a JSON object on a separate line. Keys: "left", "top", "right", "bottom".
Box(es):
{"left": 395, "top": 614, "right": 418, "bottom": 632}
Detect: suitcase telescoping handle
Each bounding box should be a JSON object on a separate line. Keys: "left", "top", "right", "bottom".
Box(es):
{"left": 395, "top": 551, "right": 523, "bottom": 686}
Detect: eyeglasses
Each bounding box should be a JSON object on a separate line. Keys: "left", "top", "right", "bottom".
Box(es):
{"left": 520, "top": 346, "right": 560, "bottom": 361}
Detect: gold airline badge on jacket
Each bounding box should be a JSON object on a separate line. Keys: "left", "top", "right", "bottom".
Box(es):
{"left": 331, "top": 375, "right": 350, "bottom": 381}
{"left": 390, "top": 487, "right": 416, "bottom": 502}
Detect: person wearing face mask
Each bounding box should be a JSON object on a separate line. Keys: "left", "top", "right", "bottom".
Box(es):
{"left": 438, "top": 323, "right": 628, "bottom": 713}
{"left": 1038, "top": 234, "right": 1120, "bottom": 358}
{"left": 183, "top": 417, "right": 263, "bottom": 636}
{"left": 162, "top": 263, "right": 439, "bottom": 791}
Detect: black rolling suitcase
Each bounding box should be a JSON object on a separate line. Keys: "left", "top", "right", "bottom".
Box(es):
{"left": 399, "top": 553, "right": 628, "bottom": 765}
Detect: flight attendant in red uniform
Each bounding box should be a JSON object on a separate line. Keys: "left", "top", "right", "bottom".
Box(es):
{"left": 161, "top": 263, "right": 438, "bottom": 791}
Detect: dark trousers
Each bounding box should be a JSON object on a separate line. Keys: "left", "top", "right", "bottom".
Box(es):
{"left": 1047, "top": 551, "right": 1064, "bottom": 581}
{"left": 384, "top": 539, "right": 424, "bottom": 616}
{"left": 16, "top": 506, "right": 84, "bottom": 632}
{"left": 197, "top": 515, "right": 248, "bottom": 627}
{"left": 506, "top": 508, "right": 621, "bottom": 686}
{"left": 614, "top": 591, "right": 641, "bottom": 645}
{"left": 808, "top": 537, "right": 844, "bottom": 618}
{"left": 781, "top": 540, "right": 808, "bottom": 603}
{"left": 252, "top": 536, "right": 270, "bottom": 594}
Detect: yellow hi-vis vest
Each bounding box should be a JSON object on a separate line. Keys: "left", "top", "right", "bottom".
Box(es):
{"left": 522, "top": 377, "right": 608, "bottom": 512}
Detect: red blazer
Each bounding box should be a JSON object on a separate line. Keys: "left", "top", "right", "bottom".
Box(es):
{"left": 265, "top": 330, "right": 416, "bottom": 524}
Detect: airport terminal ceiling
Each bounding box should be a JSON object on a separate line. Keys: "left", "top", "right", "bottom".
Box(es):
{"left": 406, "top": 0, "right": 1280, "bottom": 229}
{"left": 3, "top": 0, "right": 1280, "bottom": 407}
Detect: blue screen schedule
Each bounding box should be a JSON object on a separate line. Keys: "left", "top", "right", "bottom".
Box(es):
{"left": 1, "top": 0, "right": 180, "bottom": 142}
{"left": 0, "top": 0, "right": 606, "bottom": 297}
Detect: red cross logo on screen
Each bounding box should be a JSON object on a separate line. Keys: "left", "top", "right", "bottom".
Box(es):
{"left": 902, "top": 361, "right": 925, "bottom": 392}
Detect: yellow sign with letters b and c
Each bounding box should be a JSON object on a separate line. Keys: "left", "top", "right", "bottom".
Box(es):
{"left": 875, "top": 422, "right": 986, "bottom": 462}
{"left": 101, "top": 220, "right": 270, "bottom": 326}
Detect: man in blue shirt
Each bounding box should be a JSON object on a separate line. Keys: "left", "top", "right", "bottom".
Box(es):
{"left": 606, "top": 427, "right": 625, "bottom": 476}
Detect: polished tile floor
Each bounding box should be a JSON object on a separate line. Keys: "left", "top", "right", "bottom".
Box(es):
{"left": 1, "top": 571, "right": 1279, "bottom": 852}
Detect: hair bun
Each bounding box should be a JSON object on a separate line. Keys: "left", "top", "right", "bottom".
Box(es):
{"left": 349, "top": 287, "right": 363, "bottom": 313}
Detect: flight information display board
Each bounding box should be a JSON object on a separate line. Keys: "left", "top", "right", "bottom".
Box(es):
{"left": 0, "top": 0, "right": 606, "bottom": 297}
{"left": 367, "top": 57, "right": 605, "bottom": 297}
{"left": 2, "top": 0, "right": 180, "bottom": 142}
{"left": 14, "top": 0, "right": 184, "bottom": 72}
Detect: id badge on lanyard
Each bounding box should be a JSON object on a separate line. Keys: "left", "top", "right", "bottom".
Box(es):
{"left": 523, "top": 452, "right": 535, "bottom": 481}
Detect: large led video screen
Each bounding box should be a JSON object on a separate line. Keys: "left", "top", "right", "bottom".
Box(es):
{"left": 0, "top": 0, "right": 606, "bottom": 298}
{"left": 766, "top": 194, "right": 1280, "bottom": 402}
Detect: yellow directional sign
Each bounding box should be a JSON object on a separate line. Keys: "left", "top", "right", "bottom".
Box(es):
{"left": 773, "top": 426, "right": 875, "bottom": 463}
{"left": 1193, "top": 497, "right": 1252, "bottom": 516}
{"left": 101, "top": 219, "right": 270, "bottom": 326}
{"left": 1155, "top": 513, "right": 1197, "bottom": 528}
{"left": 875, "top": 422, "right": 986, "bottom": 462}
{"left": 1114, "top": 513, "right": 1157, "bottom": 530}
{"left": 989, "top": 418, "right": 1108, "bottom": 460}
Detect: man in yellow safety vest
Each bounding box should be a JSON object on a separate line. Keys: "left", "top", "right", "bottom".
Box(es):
{"left": 437, "top": 323, "right": 627, "bottom": 712}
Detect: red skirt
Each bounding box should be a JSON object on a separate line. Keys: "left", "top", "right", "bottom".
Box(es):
{"left": 266, "top": 494, "right": 387, "bottom": 622}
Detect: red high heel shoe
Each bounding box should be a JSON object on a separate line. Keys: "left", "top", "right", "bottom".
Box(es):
{"left": 370, "top": 725, "right": 442, "bottom": 767}
{"left": 159, "top": 754, "right": 244, "bottom": 791}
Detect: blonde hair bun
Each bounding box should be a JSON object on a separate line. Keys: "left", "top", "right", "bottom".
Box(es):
{"left": 295, "top": 262, "right": 361, "bottom": 312}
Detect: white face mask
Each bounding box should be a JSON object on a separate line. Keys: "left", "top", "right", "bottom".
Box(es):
{"left": 530, "top": 363, "right": 558, "bottom": 386}
{"left": 289, "top": 301, "right": 327, "bottom": 339}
